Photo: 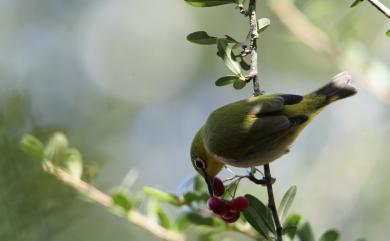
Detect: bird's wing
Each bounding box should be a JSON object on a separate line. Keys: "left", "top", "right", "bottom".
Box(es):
{"left": 203, "top": 94, "right": 307, "bottom": 163}
{"left": 245, "top": 94, "right": 306, "bottom": 139}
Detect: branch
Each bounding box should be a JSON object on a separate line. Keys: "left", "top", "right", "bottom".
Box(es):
{"left": 42, "top": 161, "right": 184, "bottom": 241}
{"left": 244, "top": 1, "right": 283, "bottom": 240}
{"left": 367, "top": 0, "right": 390, "bottom": 18}
{"left": 248, "top": 0, "right": 261, "bottom": 96}
{"left": 263, "top": 165, "right": 283, "bottom": 241}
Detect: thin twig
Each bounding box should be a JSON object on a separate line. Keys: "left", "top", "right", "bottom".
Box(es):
{"left": 367, "top": 0, "right": 390, "bottom": 18}
{"left": 245, "top": 1, "right": 283, "bottom": 240}
{"left": 42, "top": 161, "right": 184, "bottom": 241}
{"left": 263, "top": 165, "right": 283, "bottom": 241}
{"left": 248, "top": 0, "right": 261, "bottom": 96}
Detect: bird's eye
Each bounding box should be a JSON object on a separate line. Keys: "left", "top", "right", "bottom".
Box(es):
{"left": 194, "top": 158, "right": 206, "bottom": 169}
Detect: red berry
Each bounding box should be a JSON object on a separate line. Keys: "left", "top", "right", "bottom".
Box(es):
{"left": 232, "top": 196, "right": 249, "bottom": 211}
{"left": 207, "top": 197, "right": 227, "bottom": 215}
{"left": 221, "top": 210, "right": 240, "bottom": 223}
{"left": 212, "top": 177, "right": 225, "bottom": 197}
{"left": 225, "top": 200, "right": 239, "bottom": 213}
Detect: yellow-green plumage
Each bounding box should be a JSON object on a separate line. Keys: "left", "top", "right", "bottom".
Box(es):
{"left": 190, "top": 72, "right": 357, "bottom": 179}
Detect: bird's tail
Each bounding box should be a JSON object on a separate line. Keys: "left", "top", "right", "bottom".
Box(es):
{"left": 308, "top": 72, "right": 358, "bottom": 108}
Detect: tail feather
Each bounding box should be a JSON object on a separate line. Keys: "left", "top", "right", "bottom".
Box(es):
{"left": 313, "top": 71, "right": 357, "bottom": 103}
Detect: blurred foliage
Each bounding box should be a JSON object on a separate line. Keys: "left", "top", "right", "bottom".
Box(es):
{"left": 0, "top": 93, "right": 82, "bottom": 241}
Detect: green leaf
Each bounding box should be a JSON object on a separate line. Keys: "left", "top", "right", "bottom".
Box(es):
{"left": 183, "top": 192, "right": 208, "bottom": 203}
{"left": 185, "top": 0, "right": 236, "bottom": 7}
{"left": 217, "top": 39, "right": 243, "bottom": 77}
{"left": 175, "top": 213, "right": 189, "bottom": 232}
{"left": 233, "top": 79, "right": 246, "bottom": 89}
{"left": 355, "top": 238, "right": 367, "bottom": 241}
{"left": 297, "top": 222, "right": 315, "bottom": 241}
{"left": 225, "top": 35, "right": 240, "bottom": 44}
{"left": 20, "top": 134, "right": 44, "bottom": 161}
{"left": 143, "top": 187, "right": 179, "bottom": 205}
{"left": 157, "top": 207, "right": 172, "bottom": 229}
{"left": 278, "top": 185, "right": 297, "bottom": 220}
{"left": 111, "top": 191, "right": 132, "bottom": 211}
{"left": 223, "top": 180, "right": 240, "bottom": 199}
{"left": 186, "top": 212, "right": 222, "bottom": 226}
{"left": 350, "top": 0, "right": 364, "bottom": 8}
{"left": 187, "top": 31, "right": 217, "bottom": 45}
{"left": 257, "top": 18, "right": 271, "bottom": 33}
{"left": 193, "top": 175, "right": 206, "bottom": 192}
{"left": 44, "top": 132, "right": 68, "bottom": 164}
{"left": 121, "top": 169, "right": 139, "bottom": 188}
{"left": 319, "top": 229, "right": 340, "bottom": 241}
{"left": 242, "top": 194, "right": 275, "bottom": 239}
{"left": 64, "top": 148, "right": 83, "bottom": 178}
{"left": 283, "top": 214, "right": 301, "bottom": 239}
{"left": 240, "top": 59, "right": 251, "bottom": 70}
{"left": 198, "top": 232, "right": 216, "bottom": 241}
{"left": 386, "top": 29, "right": 390, "bottom": 37}
{"left": 215, "top": 75, "right": 239, "bottom": 86}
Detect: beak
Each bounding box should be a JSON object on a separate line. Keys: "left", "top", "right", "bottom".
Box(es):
{"left": 203, "top": 174, "right": 213, "bottom": 196}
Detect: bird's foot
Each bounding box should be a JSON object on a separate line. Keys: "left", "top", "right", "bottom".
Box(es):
{"left": 247, "top": 172, "right": 275, "bottom": 186}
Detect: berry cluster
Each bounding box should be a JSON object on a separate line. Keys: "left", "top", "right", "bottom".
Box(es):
{"left": 207, "top": 177, "right": 249, "bottom": 223}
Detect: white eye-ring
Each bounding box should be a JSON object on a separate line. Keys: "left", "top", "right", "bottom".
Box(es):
{"left": 194, "top": 158, "right": 206, "bottom": 169}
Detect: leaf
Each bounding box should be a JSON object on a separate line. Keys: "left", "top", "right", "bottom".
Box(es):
{"left": 355, "top": 238, "right": 367, "bottom": 241}
{"left": 242, "top": 194, "right": 275, "bottom": 239}
{"left": 225, "top": 35, "right": 240, "bottom": 44}
{"left": 64, "top": 148, "right": 83, "bottom": 178}
{"left": 143, "top": 187, "right": 179, "bottom": 205}
{"left": 278, "top": 185, "right": 297, "bottom": 220}
{"left": 193, "top": 175, "right": 206, "bottom": 192}
{"left": 185, "top": 0, "right": 236, "bottom": 7}
{"left": 240, "top": 59, "right": 251, "bottom": 70}
{"left": 283, "top": 214, "right": 301, "bottom": 239}
{"left": 44, "top": 132, "right": 68, "bottom": 164}
{"left": 350, "top": 0, "right": 364, "bottom": 8}
{"left": 183, "top": 192, "right": 208, "bottom": 203}
{"left": 257, "top": 18, "right": 271, "bottom": 33}
{"left": 157, "top": 207, "right": 172, "bottom": 229}
{"left": 223, "top": 180, "right": 240, "bottom": 199}
{"left": 121, "top": 169, "right": 139, "bottom": 188}
{"left": 186, "top": 212, "right": 222, "bottom": 226}
{"left": 297, "top": 222, "right": 315, "bottom": 241}
{"left": 20, "top": 134, "right": 44, "bottom": 161}
{"left": 217, "top": 39, "right": 243, "bottom": 77}
{"left": 187, "top": 31, "right": 217, "bottom": 45}
{"left": 175, "top": 213, "right": 189, "bottom": 232}
{"left": 319, "top": 229, "right": 340, "bottom": 241}
{"left": 215, "top": 75, "right": 239, "bottom": 86}
{"left": 198, "top": 232, "right": 216, "bottom": 241}
{"left": 386, "top": 29, "right": 390, "bottom": 37}
{"left": 233, "top": 79, "right": 246, "bottom": 89}
{"left": 111, "top": 191, "right": 132, "bottom": 211}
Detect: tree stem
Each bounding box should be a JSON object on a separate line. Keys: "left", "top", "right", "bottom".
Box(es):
{"left": 248, "top": 0, "right": 260, "bottom": 96}
{"left": 42, "top": 161, "right": 184, "bottom": 241}
{"left": 264, "top": 164, "right": 283, "bottom": 241}
{"left": 246, "top": 1, "right": 283, "bottom": 240}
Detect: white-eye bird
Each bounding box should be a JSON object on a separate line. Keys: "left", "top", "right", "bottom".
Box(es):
{"left": 190, "top": 72, "right": 357, "bottom": 194}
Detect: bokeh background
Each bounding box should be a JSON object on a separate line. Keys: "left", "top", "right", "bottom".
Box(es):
{"left": 1, "top": 0, "right": 390, "bottom": 240}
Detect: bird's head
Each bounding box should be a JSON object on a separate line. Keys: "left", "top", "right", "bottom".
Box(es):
{"left": 190, "top": 128, "right": 224, "bottom": 196}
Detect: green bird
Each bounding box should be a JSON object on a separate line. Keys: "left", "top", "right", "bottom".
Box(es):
{"left": 190, "top": 72, "right": 357, "bottom": 194}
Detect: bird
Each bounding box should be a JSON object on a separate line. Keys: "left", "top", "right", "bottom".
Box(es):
{"left": 190, "top": 72, "right": 357, "bottom": 194}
